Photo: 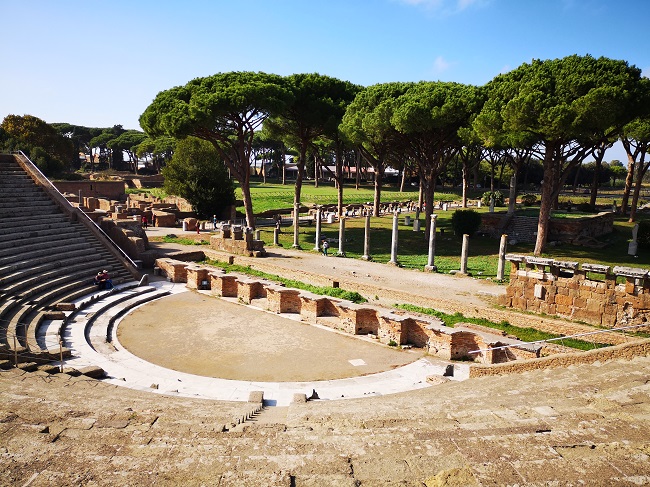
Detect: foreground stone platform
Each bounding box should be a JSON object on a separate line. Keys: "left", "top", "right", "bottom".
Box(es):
{"left": 2, "top": 353, "right": 649, "bottom": 485}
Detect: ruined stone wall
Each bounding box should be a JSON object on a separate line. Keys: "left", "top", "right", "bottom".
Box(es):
{"left": 480, "top": 212, "right": 614, "bottom": 243}
{"left": 469, "top": 339, "right": 650, "bottom": 377}
{"left": 501, "top": 255, "right": 650, "bottom": 330}
{"left": 54, "top": 181, "right": 126, "bottom": 200}
{"left": 153, "top": 258, "right": 530, "bottom": 364}
{"left": 210, "top": 226, "right": 266, "bottom": 257}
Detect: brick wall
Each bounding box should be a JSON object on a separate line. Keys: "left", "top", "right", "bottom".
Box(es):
{"left": 154, "top": 258, "right": 551, "bottom": 365}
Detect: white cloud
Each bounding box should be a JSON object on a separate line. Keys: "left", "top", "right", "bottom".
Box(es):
{"left": 395, "top": 0, "right": 485, "bottom": 14}
{"left": 432, "top": 56, "right": 452, "bottom": 74}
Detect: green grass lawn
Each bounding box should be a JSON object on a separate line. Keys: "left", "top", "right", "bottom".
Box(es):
{"left": 245, "top": 181, "right": 650, "bottom": 281}
{"left": 237, "top": 180, "right": 468, "bottom": 214}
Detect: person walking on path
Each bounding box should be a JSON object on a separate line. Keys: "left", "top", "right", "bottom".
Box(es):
{"left": 321, "top": 239, "right": 329, "bottom": 256}
{"left": 141, "top": 215, "right": 148, "bottom": 229}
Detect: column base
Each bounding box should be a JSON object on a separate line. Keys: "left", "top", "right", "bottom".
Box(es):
{"left": 424, "top": 265, "right": 437, "bottom": 272}
{"left": 387, "top": 260, "right": 401, "bottom": 267}
{"left": 361, "top": 255, "right": 372, "bottom": 261}
{"left": 291, "top": 244, "right": 302, "bottom": 250}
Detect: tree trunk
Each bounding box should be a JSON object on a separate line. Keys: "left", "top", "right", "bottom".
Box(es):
{"left": 281, "top": 146, "right": 287, "bottom": 185}
{"left": 314, "top": 153, "right": 319, "bottom": 188}
{"left": 589, "top": 149, "right": 605, "bottom": 207}
{"left": 629, "top": 154, "right": 648, "bottom": 223}
{"left": 534, "top": 148, "right": 556, "bottom": 256}
{"left": 373, "top": 167, "right": 383, "bottom": 217}
{"left": 335, "top": 145, "right": 344, "bottom": 218}
{"left": 399, "top": 168, "right": 406, "bottom": 192}
{"left": 461, "top": 160, "right": 468, "bottom": 208}
{"left": 571, "top": 164, "right": 580, "bottom": 193}
{"left": 355, "top": 150, "right": 361, "bottom": 190}
{"left": 293, "top": 145, "right": 307, "bottom": 242}
{"left": 621, "top": 154, "right": 635, "bottom": 215}
{"left": 240, "top": 174, "right": 255, "bottom": 229}
{"left": 422, "top": 169, "right": 435, "bottom": 239}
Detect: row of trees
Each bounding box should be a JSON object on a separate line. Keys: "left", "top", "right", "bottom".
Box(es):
{"left": 0, "top": 115, "right": 177, "bottom": 175}
{"left": 140, "top": 55, "right": 650, "bottom": 255}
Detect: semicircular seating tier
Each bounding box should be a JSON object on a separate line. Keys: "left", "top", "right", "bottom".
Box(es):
{"left": 0, "top": 153, "right": 140, "bottom": 365}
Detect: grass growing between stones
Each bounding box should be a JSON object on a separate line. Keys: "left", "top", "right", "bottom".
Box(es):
{"left": 160, "top": 235, "right": 210, "bottom": 246}
{"left": 395, "top": 303, "right": 610, "bottom": 351}
{"left": 202, "top": 258, "right": 367, "bottom": 304}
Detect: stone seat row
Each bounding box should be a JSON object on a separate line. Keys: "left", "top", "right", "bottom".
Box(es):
{"left": 155, "top": 258, "right": 536, "bottom": 364}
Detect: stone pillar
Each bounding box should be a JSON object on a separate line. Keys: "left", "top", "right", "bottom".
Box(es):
{"left": 489, "top": 195, "right": 495, "bottom": 213}
{"left": 460, "top": 234, "right": 469, "bottom": 274}
{"left": 413, "top": 218, "right": 420, "bottom": 232}
{"left": 313, "top": 207, "right": 322, "bottom": 251}
{"left": 405, "top": 215, "right": 411, "bottom": 226}
{"left": 292, "top": 202, "right": 301, "bottom": 249}
{"left": 255, "top": 229, "right": 261, "bottom": 241}
{"left": 496, "top": 234, "right": 508, "bottom": 281}
{"left": 273, "top": 226, "right": 280, "bottom": 246}
{"left": 362, "top": 214, "right": 371, "bottom": 260}
{"left": 424, "top": 214, "right": 437, "bottom": 272}
{"left": 388, "top": 212, "right": 399, "bottom": 266}
{"left": 337, "top": 217, "right": 346, "bottom": 256}
{"left": 628, "top": 223, "right": 639, "bottom": 256}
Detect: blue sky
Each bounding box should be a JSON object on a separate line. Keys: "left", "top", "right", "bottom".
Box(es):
{"left": 1, "top": 0, "right": 648, "bottom": 162}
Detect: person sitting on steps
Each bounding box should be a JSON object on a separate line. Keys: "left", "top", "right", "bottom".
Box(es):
{"left": 93, "top": 270, "right": 113, "bottom": 290}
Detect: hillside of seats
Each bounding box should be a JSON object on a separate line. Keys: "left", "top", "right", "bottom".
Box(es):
{"left": 0, "top": 153, "right": 139, "bottom": 363}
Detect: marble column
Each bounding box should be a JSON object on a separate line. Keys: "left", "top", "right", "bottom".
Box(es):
{"left": 388, "top": 211, "right": 399, "bottom": 266}
{"left": 362, "top": 214, "right": 371, "bottom": 260}
{"left": 292, "top": 202, "right": 301, "bottom": 249}
{"left": 460, "top": 234, "right": 469, "bottom": 274}
{"left": 496, "top": 234, "right": 508, "bottom": 281}
{"left": 424, "top": 214, "right": 437, "bottom": 272}
{"left": 337, "top": 217, "right": 346, "bottom": 256}
{"left": 313, "top": 207, "right": 322, "bottom": 251}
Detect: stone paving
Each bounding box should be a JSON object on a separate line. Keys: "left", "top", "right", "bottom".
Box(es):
{"left": 1, "top": 351, "right": 649, "bottom": 485}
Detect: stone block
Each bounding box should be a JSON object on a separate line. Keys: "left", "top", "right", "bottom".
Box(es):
{"left": 573, "top": 296, "right": 587, "bottom": 309}
{"left": 299, "top": 295, "right": 328, "bottom": 320}
{"left": 266, "top": 287, "right": 301, "bottom": 313}
{"left": 212, "top": 275, "right": 238, "bottom": 297}
{"left": 186, "top": 266, "right": 211, "bottom": 290}
{"left": 248, "top": 391, "right": 264, "bottom": 404}
{"left": 237, "top": 280, "right": 265, "bottom": 304}
{"left": 292, "top": 394, "right": 307, "bottom": 404}
{"left": 585, "top": 298, "right": 603, "bottom": 313}
{"left": 78, "top": 365, "right": 106, "bottom": 379}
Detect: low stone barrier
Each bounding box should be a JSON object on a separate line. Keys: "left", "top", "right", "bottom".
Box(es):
{"left": 469, "top": 339, "right": 650, "bottom": 377}
{"left": 154, "top": 258, "right": 543, "bottom": 364}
